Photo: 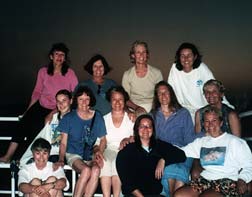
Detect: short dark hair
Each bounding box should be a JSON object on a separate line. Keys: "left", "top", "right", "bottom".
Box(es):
{"left": 47, "top": 42, "right": 70, "bottom": 76}
{"left": 72, "top": 86, "right": 96, "bottom": 109}
{"left": 106, "top": 86, "right": 129, "bottom": 105}
{"left": 84, "top": 54, "right": 112, "bottom": 76}
{"left": 31, "top": 138, "right": 51, "bottom": 153}
{"left": 203, "top": 106, "right": 223, "bottom": 122}
{"left": 175, "top": 42, "right": 202, "bottom": 70}
{"left": 55, "top": 89, "right": 72, "bottom": 100}
{"left": 129, "top": 40, "right": 150, "bottom": 63}
{"left": 134, "top": 114, "right": 156, "bottom": 150}
{"left": 56, "top": 89, "right": 73, "bottom": 119}
{"left": 152, "top": 81, "right": 182, "bottom": 111}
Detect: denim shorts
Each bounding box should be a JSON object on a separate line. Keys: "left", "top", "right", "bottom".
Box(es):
{"left": 162, "top": 157, "right": 193, "bottom": 183}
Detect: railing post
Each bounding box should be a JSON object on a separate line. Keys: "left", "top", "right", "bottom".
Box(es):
{"left": 11, "top": 170, "right": 15, "bottom": 197}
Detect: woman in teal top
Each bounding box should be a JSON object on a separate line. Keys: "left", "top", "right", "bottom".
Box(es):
{"left": 76, "top": 54, "right": 117, "bottom": 115}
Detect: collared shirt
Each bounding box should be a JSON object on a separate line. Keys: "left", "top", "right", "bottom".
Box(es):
{"left": 153, "top": 107, "right": 196, "bottom": 147}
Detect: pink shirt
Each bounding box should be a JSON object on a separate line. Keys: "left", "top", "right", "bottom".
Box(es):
{"left": 31, "top": 67, "right": 78, "bottom": 109}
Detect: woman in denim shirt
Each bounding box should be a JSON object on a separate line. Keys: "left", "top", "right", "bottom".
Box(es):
{"left": 151, "top": 81, "right": 197, "bottom": 196}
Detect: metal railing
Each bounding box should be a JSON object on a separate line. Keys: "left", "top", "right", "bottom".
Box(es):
{"left": 1, "top": 111, "right": 251, "bottom": 196}
{"left": 0, "top": 116, "right": 104, "bottom": 197}
{"left": 239, "top": 110, "right": 252, "bottom": 118}
{"left": 239, "top": 110, "right": 252, "bottom": 141}
{"left": 0, "top": 158, "right": 76, "bottom": 196}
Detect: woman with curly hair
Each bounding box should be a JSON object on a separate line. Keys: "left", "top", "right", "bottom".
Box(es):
{"left": 0, "top": 43, "right": 78, "bottom": 163}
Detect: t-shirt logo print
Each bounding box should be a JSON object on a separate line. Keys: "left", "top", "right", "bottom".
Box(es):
{"left": 196, "top": 79, "right": 203, "bottom": 87}
{"left": 82, "top": 124, "right": 95, "bottom": 161}
{"left": 83, "top": 125, "right": 94, "bottom": 145}
{"left": 200, "top": 147, "right": 226, "bottom": 166}
{"left": 51, "top": 123, "right": 61, "bottom": 146}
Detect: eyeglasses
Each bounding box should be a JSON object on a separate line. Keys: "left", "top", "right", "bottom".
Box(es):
{"left": 97, "top": 85, "right": 101, "bottom": 94}
{"left": 139, "top": 124, "right": 153, "bottom": 130}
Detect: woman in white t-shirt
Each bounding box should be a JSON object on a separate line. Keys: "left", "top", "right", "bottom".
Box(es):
{"left": 168, "top": 42, "right": 231, "bottom": 122}
{"left": 18, "top": 138, "right": 67, "bottom": 197}
{"left": 99, "top": 86, "right": 134, "bottom": 197}
{"left": 174, "top": 106, "right": 252, "bottom": 196}
{"left": 20, "top": 89, "right": 72, "bottom": 167}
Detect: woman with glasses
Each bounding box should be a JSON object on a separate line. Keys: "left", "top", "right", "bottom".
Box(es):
{"left": 116, "top": 114, "right": 186, "bottom": 197}
{"left": 57, "top": 86, "right": 107, "bottom": 197}
{"left": 75, "top": 54, "right": 117, "bottom": 115}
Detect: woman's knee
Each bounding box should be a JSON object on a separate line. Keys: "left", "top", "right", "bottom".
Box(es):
{"left": 91, "top": 164, "right": 101, "bottom": 177}
{"left": 80, "top": 165, "right": 91, "bottom": 177}
{"left": 30, "top": 178, "right": 42, "bottom": 185}
{"left": 45, "top": 176, "right": 57, "bottom": 183}
{"left": 199, "top": 189, "right": 223, "bottom": 197}
{"left": 173, "top": 186, "right": 197, "bottom": 197}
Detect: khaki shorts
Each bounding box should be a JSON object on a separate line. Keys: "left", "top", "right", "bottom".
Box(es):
{"left": 65, "top": 153, "right": 92, "bottom": 167}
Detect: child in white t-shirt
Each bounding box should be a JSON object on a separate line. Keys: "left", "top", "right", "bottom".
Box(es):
{"left": 18, "top": 138, "right": 67, "bottom": 197}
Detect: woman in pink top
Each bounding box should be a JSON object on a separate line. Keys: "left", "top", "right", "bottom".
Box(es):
{"left": 0, "top": 43, "right": 78, "bottom": 163}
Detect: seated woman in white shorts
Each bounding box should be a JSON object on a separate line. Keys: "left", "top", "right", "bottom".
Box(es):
{"left": 99, "top": 86, "right": 134, "bottom": 197}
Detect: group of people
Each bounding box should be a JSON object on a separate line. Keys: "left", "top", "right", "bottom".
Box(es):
{"left": 0, "top": 40, "right": 251, "bottom": 197}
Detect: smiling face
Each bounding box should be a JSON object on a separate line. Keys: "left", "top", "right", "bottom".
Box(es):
{"left": 204, "top": 112, "right": 223, "bottom": 137}
{"left": 157, "top": 85, "right": 171, "bottom": 106}
{"left": 56, "top": 94, "right": 72, "bottom": 116}
{"left": 50, "top": 50, "right": 65, "bottom": 67}
{"left": 111, "top": 91, "right": 125, "bottom": 112}
{"left": 138, "top": 118, "right": 153, "bottom": 141}
{"left": 33, "top": 149, "right": 49, "bottom": 169}
{"left": 77, "top": 93, "right": 91, "bottom": 112}
{"left": 92, "top": 60, "right": 104, "bottom": 78}
{"left": 132, "top": 44, "right": 148, "bottom": 65}
{"left": 204, "top": 85, "right": 223, "bottom": 106}
{"left": 179, "top": 48, "right": 197, "bottom": 72}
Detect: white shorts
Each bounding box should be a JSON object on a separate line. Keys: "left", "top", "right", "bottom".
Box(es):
{"left": 100, "top": 149, "right": 118, "bottom": 177}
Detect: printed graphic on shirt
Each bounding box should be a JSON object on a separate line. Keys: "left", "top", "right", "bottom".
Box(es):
{"left": 196, "top": 79, "right": 203, "bottom": 87}
{"left": 200, "top": 147, "right": 226, "bottom": 166}
{"left": 51, "top": 123, "right": 61, "bottom": 146}
{"left": 83, "top": 124, "right": 95, "bottom": 146}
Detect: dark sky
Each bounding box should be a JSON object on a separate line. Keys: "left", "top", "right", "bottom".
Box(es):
{"left": 1, "top": 0, "right": 252, "bottom": 112}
